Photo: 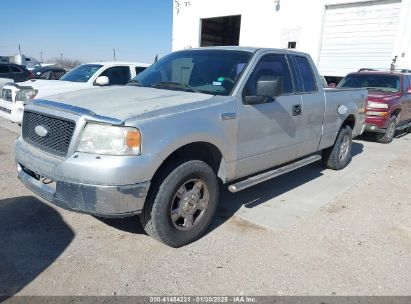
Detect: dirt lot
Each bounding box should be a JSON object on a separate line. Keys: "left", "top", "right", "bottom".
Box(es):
{"left": 0, "top": 121, "right": 410, "bottom": 296}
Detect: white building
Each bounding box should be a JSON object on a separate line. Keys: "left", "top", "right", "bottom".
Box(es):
{"left": 172, "top": 0, "right": 411, "bottom": 79}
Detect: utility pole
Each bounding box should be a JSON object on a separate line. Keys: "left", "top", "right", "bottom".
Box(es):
{"left": 40, "top": 51, "right": 43, "bottom": 62}
{"left": 18, "top": 45, "right": 23, "bottom": 65}
{"left": 113, "top": 48, "right": 116, "bottom": 61}
{"left": 60, "top": 53, "right": 63, "bottom": 63}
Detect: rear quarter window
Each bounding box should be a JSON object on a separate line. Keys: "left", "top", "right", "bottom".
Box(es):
{"left": 0, "top": 65, "right": 9, "bottom": 73}
{"left": 11, "top": 66, "right": 22, "bottom": 73}
{"left": 135, "top": 66, "right": 147, "bottom": 75}
{"left": 295, "top": 56, "right": 317, "bottom": 93}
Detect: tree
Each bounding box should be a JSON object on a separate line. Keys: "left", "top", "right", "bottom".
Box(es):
{"left": 47, "top": 57, "right": 82, "bottom": 69}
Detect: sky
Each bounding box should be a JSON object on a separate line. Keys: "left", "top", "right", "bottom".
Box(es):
{"left": 0, "top": 0, "right": 173, "bottom": 64}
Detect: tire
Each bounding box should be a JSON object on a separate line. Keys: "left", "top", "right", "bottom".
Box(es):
{"left": 140, "top": 160, "right": 219, "bottom": 247}
{"left": 322, "top": 125, "right": 353, "bottom": 170}
{"left": 376, "top": 116, "right": 397, "bottom": 144}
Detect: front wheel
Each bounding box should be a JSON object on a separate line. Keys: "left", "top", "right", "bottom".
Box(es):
{"left": 140, "top": 160, "right": 219, "bottom": 247}
{"left": 376, "top": 117, "right": 397, "bottom": 144}
{"left": 322, "top": 125, "right": 353, "bottom": 170}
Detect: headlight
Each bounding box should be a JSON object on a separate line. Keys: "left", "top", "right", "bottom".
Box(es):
{"left": 77, "top": 124, "right": 141, "bottom": 155}
{"left": 15, "top": 88, "right": 38, "bottom": 102}
{"left": 367, "top": 101, "right": 388, "bottom": 109}
{"left": 366, "top": 111, "right": 388, "bottom": 117}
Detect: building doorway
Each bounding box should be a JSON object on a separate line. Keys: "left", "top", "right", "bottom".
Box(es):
{"left": 200, "top": 15, "right": 241, "bottom": 47}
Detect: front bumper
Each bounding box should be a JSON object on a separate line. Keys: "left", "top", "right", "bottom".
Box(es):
{"left": 0, "top": 98, "right": 24, "bottom": 123}
{"left": 17, "top": 163, "right": 150, "bottom": 217}
{"left": 364, "top": 114, "right": 390, "bottom": 133}
{"left": 15, "top": 137, "right": 153, "bottom": 217}
{"left": 364, "top": 123, "right": 387, "bottom": 133}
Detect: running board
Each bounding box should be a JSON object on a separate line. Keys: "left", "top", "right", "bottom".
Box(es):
{"left": 228, "top": 154, "right": 322, "bottom": 193}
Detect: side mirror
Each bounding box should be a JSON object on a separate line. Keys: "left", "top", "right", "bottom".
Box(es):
{"left": 328, "top": 83, "right": 337, "bottom": 88}
{"left": 95, "top": 76, "right": 109, "bottom": 86}
{"left": 245, "top": 76, "right": 283, "bottom": 105}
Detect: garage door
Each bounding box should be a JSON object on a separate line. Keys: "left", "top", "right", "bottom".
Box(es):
{"left": 318, "top": 0, "right": 401, "bottom": 77}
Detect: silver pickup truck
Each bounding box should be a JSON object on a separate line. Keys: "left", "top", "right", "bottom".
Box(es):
{"left": 15, "top": 47, "right": 367, "bottom": 247}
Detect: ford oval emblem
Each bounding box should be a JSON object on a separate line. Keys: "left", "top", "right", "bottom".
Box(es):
{"left": 34, "top": 125, "right": 48, "bottom": 137}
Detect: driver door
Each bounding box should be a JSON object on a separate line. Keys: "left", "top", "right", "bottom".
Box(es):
{"left": 236, "top": 53, "right": 303, "bottom": 179}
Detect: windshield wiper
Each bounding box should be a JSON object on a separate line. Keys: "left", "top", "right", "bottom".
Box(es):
{"left": 127, "top": 79, "right": 142, "bottom": 86}
{"left": 366, "top": 87, "right": 397, "bottom": 92}
{"left": 151, "top": 81, "right": 201, "bottom": 93}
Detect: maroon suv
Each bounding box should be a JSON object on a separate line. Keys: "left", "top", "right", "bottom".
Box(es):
{"left": 338, "top": 70, "right": 411, "bottom": 143}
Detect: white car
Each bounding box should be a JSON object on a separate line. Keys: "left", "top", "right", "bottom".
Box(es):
{"left": 0, "top": 61, "right": 150, "bottom": 124}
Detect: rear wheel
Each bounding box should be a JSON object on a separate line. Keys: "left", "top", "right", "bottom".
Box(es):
{"left": 376, "top": 117, "right": 397, "bottom": 144}
{"left": 322, "top": 125, "right": 353, "bottom": 170}
{"left": 140, "top": 160, "right": 219, "bottom": 247}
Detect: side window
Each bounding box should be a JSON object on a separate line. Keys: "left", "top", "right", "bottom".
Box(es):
{"left": 100, "top": 66, "right": 131, "bottom": 85}
{"left": 11, "top": 66, "right": 22, "bottom": 73}
{"left": 244, "top": 54, "right": 294, "bottom": 96}
{"left": 402, "top": 76, "right": 410, "bottom": 92}
{"left": 0, "top": 65, "right": 10, "bottom": 74}
{"left": 56, "top": 71, "right": 66, "bottom": 79}
{"left": 135, "top": 66, "right": 146, "bottom": 76}
{"left": 295, "top": 56, "right": 317, "bottom": 93}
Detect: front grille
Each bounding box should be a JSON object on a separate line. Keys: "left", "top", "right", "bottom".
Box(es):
{"left": 22, "top": 111, "right": 76, "bottom": 157}
{"left": 1, "top": 89, "right": 12, "bottom": 102}
{"left": 0, "top": 106, "right": 11, "bottom": 114}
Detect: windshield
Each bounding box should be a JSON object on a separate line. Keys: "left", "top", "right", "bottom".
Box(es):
{"left": 60, "top": 64, "right": 102, "bottom": 83}
{"left": 338, "top": 74, "right": 400, "bottom": 92}
{"left": 130, "top": 50, "right": 252, "bottom": 95}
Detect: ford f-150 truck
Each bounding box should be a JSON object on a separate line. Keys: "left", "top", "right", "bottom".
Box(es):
{"left": 15, "top": 47, "right": 367, "bottom": 247}
{"left": 0, "top": 61, "right": 150, "bottom": 124}
{"left": 338, "top": 69, "right": 411, "bottom": 143}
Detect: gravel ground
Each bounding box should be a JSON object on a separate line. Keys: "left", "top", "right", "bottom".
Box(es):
{"left": 0, "top": 123, "right": 410, "bottom": 296}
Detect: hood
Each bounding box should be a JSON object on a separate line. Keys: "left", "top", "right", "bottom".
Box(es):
{"left": 20, "top": 79, "right": 90, "bottom": 98}
{"left": 367, "top": 90, "right": 401, "bottom": 103}
{"left": 41, "top": 86, "right": 216, "bottom": 121}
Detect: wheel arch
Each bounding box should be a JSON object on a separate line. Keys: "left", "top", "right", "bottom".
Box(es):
{"left": 392, "top": 107, "right": 401, "bottom": 118}
{"left": 341, "top": 114, "right": 356, "bottom": 130}
{"left": 150, "top": 141, "right": 229, "bottom": 187}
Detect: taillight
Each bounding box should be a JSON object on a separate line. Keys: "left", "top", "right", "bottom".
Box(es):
{"left": 28, "top": 71, "right": 34, "bottom": 79}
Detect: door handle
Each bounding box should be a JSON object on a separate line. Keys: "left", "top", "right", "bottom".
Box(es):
{"left": 292, "top": 104, "right": 302, "bottom": 116}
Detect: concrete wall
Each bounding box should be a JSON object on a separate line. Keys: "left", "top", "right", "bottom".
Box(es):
{"left": 172, "top": 0, "right": 411, "bottom": 70}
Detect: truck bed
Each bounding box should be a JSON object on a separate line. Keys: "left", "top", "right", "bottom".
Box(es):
{"left": 319, "top": 87, "right": 367, "bottom": 150}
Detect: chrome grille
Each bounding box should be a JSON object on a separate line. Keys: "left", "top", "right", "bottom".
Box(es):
{"left": 1, "top": 89, "right": 12, "bottom": 102}
{"left": 22, "top": 111, "right": 76, "bottom": 157}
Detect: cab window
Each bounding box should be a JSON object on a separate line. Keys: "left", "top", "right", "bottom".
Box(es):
{"left": 100, "top": 66, "right": 131, "bottom": 85}
{"left": 243, "top": 54, "right": 294, "bottom": 96}
{"left": 135, "top": 66, "right": 147, "bottom": 76}
{"left": 295, "top": 56, "right": 317, "bottom": 92}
